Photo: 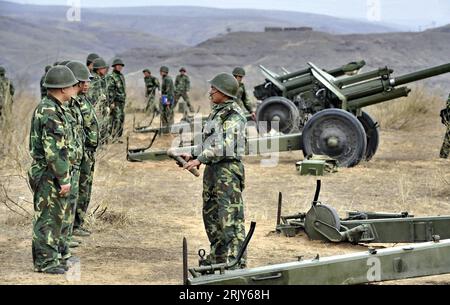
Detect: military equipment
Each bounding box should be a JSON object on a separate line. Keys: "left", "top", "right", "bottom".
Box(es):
{"left": 276, "top": 180, "right": 450, "bottom": 243}
{"left": 93, "top": 58, "right": 108, "bottom": 70}
{"left": 296, "top": 155, "right": 338, "bottom": 175}
{"left": 253, "top": 61, "right": 450, "bottom": 166}
{"left": 86, "top": 53, "right": 100, "bottom": 64}
{"left": 232, "top": 67, "right": 246, "bottom": 77}
{"left": 59, "top": 60, "right": 71, "bottom": 66}
{"left": 186, "top": 236, "right": 450, "bottom": 285}
{"left": 43, "top": 66, "right": 78, "bottom": 89}
{"left": 160, "top": 66, "right": 169, "bottom": 73}
{"left": 66, "top": 61, "right": 92, "bottom": 82}
{"left": 45, "top": 65, "right": 52, "bottom": 72}
{"left": 167, "top": 148, "right": 200, "bottom": 177}
{"left": 111, "top": 58, "right": 124, "bottom": 67}
{"left": 208, "top": 72, "right": 239, "bottom": 99}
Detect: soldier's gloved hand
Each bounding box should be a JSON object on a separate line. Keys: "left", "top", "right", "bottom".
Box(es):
{"left": 59, "top": 184, "right": 71, "bottom": 197}
{"left": 184, "top": 159, "right": 201, "bottom": 171}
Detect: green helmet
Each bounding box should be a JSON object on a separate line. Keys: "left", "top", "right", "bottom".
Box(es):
{"left": 66, "top": 61, "right": 92, "bottom": 82}
{"left": 53, "top": 61, "right": 60, "bottom": 66}
{"left": 208, "top": 72, "right": 239, "bottom": 99}
{"left": 45, "top": 65, "right": 52, "bottom": 72}
{"left": 0, "top": 66, "right": 5, "bottom": 75}
{"left": 43, "top": 65, "right": 78, "bottom": 89}
{"left": 160, "top": 66, "right": 169, "bottom": 73}
{"left": 111, "top": 58, "right": 124, "bottom": 67}
{"left": 59, "top": 60, "right": 70, "bottom": 66}
{"left": 86, "top": 53, "right": 100, "bottom": 64}
{"left": 93, "top": 58, "right": 108, "bottom": 70}
{"left": 142, "top": 68, "right": 151, "bottom": 74}
{"left": 232, "top": 67, "right": 246, "bottom": 77}
{"left": 179, "top": 67, "right": 186, "bottom": 72}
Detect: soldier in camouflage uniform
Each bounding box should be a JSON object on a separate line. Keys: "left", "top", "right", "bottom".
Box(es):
{"left": 108, "top": 58, "right": 127, "bottom": 141}
{"left": 440, "top": 94, "right": 450, "bottom": 158}
{"left": 0, "top": 66, "right": 15, "bottom": 120}
{"left": 40, "top": 65, "right": 52, "bottom": 99}
{"left": 232, "top": 67, "right": 255, "bottom": 121}
{"left": 143, "top": 69, "right": 160, "bottom": 116}
{"left": 183, "top": 73, "right": 247, "bottom": 267}
{"left": 86, "top": 53, "right": 100, "bottom": 73}
{"left": 28, "top": 66, "right": 79, "bottom": 274}
{"left": 175, "top": 67, "right": 194, "bottom": 113}
{"left": 87, "top": 57, "right": 110, "bottom": 145}
{"left": 63, "top": 61, "right": 93, "bottom": 247}
{"left": 160, "top": 66, "right": 175, "bottom": 133}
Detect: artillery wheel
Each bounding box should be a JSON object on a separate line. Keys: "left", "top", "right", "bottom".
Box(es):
{"left": 357, "top": 111, "right": 379, "bottom": 161}
{"left": 256, "top": 97, "right": 300, "bottom": 134}
{"left": 304, "top": 204, "right": 340, "bottom": 241}
{"left": 302, "top": 109, "right": 367, "bottom": 167}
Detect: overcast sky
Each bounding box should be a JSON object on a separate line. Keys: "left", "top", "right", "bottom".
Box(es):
{"left": 7, "top": 0, "right": 450, "bottom": 28}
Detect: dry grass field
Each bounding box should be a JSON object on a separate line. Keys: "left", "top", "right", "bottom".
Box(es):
{"left": 0, "top": 87, "right": 449, "bottom": 285}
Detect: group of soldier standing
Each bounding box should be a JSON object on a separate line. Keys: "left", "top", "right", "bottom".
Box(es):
{"left": 0, "top": 54, "right": 448, "bottom": 275}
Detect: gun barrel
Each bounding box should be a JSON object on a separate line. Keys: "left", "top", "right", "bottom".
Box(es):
{"left": 392, "top": 63, "right": 450, "bottom": 86}
{"left": 347, "top": 87, "right": 411, "bottom": 110}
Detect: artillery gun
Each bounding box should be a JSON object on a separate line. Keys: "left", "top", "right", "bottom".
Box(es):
{"left": 254, "top": 61, "right": 450, "bottom": 164}
{"left": 128, "top": 62, "right": 450, "bottom": 167}
{"left": 276, "top": 180, "right": 450, "bottom": 243}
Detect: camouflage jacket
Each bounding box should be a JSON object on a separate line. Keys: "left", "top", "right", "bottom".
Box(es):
{"left": 161, "top": 75, "right": 174, "bottom": 99}
{"left": 144, "top": 76, "right": 160, "bottom": 96}
{"left": 441, "top": 94, "right": 450, "bottom": 126}
{"left": 28, "top": 95, "right": 74, "bottom": 186}
{"left": 234, "top": 82, "right": 254, "bottom": 114}
{"left": 197, "top": 100, "right": 247, "bottom": 165}
{"left": 64, "top": 98, "right": 85, "bottom": 166}
{"left": 175, "top": 74, "right": 190, "bottom": 93}
{"left": 88, "top": 71, "right": 109, "bottom": 116}
{"left": 108, "top": 70, "right": 126, "bottom": 104}
{"left": 40, "top": 74, "right": 47, "bottom": 98}
{"left": 77, "top": 94, "right": 99, "bottom": 150}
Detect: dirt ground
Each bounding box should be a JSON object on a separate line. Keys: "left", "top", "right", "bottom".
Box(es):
{"left": 0, "top": 109, "right": 449, "bottom": 285}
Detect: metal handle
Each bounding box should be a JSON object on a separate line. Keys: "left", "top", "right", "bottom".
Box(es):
{"left": 251, "top": 272, "right": 282, "bottom": 282}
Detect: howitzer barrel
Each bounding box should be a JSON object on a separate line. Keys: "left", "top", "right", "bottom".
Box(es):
{"left": 392, "top": 63, "right": 450, "bottom": 86}
{"left": 337, "top": 67, "right": 393, "bottom": 88}
{"left": 347, "top": 87, "right": 411, "bottom": 110}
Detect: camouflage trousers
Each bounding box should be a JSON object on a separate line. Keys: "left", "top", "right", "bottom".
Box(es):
{"left": 74, "top": 150, "right": 96, "bottom": 229}
{"left": 145, "top": 94, "right": 159, "bottom": 116}
{"left": 161, "top": 104, "right": 174, "bottom": 134}
{"left": 110, "top": 101, "right": 126, "bottom": 139}
{"left": 32, "top": 174, "right": 70, "bottom": 271}
{"left": 175, "top": 92, "right": 194, "bottom": 113}
{"left": 440, "top": 126, "right": 450, "bottom": 158}
{"left": 60, "top": 167, "right": 80, "bottom": 257}
{"left": 202, "top": 161, "right": 246, "bottom": 266}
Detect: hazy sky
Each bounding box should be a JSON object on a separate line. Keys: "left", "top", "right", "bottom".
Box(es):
{"left": 7, "top": 0, "right": 450, "bottom": 27}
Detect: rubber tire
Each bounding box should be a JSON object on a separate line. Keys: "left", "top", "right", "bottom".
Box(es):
{"left": 256, "top": 96, "right": 300, "bottom": 134}
{"left": 357, "top": 111, "right": 379, "bottom": 161}
{"left": 302, "top": 109, "right": 367, "bottom": 168}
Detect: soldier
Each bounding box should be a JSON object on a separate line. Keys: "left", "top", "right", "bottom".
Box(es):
{"left": 143, "top": 69, "right": 160, "bottom": 117}
{"left": 232, "top": 67, "right": 255, "bottom": 120}
{"left": 108, "top": 58, "right": 127, "bottom": 141}
{"left": 28, "top": 65, "right": 79, "bottom": 274}
{"left": 87, "top": 57, "right": 110, "bottom": 145}
{"left": 0, "top": 66, "right": 15, "bottom": 121}
{"left": 40, "top": 65, "right": 52, "bottom": 99}
{"left": 160, "top": 66, "right": 175, "bottom": 133}
{"left": 175, "top": 67, "right": 193, "bottom": 113}
{"left": 440, "top": 94, "right": 450, "bottom": 158}
{"left": 63, "top": 61, "right": 92, "bottom": 248}
{"left": 182, "top": 73, "right": 247, "bottom": 267}
{"left": 86, "top": 53, "right": 100, "bottom": 72}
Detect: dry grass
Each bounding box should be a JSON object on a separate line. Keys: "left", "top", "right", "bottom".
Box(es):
{"left": 367, "top": 85, "right": 443, "bottom": 131}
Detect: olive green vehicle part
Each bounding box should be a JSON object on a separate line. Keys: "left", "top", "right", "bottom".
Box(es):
{"left": 186, "top": 236, "right": 450, "bottom": 285}
{"left": 295, "top": 155, "right": 338, "bottom": 176}
{"left": 276, "top": 180, "right": 450, "bottom": 244}
{"left": 254, "top": 61, "right": 450, "bottom": 166}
